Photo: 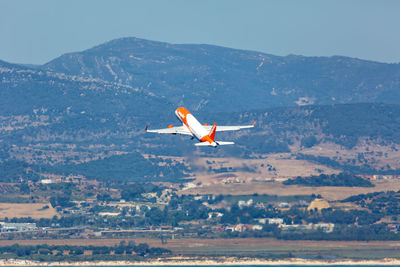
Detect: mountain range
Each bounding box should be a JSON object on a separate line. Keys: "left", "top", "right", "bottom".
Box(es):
{"left": 41, "top": 37, "right": 400, "bottom": 112}
{"left": 1, "top": 37, "right": 400, "bottom": 182}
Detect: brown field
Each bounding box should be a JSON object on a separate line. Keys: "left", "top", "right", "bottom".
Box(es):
{"left": 298, "top": 141, "right": 400, "bottom": 170}
{"left": 188, "top": 154, "right": 339, "bottom": 184}
{"left": 181, "top": 179, "right": 400, "bottom": 201}
{"left": 175, "top": 152, "right": 400, "bottom": 201}
{"left": 0, "top": 203, "right": 58, "bottom": 219}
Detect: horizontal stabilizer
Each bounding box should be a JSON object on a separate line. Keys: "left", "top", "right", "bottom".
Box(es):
{"left": 216, "top": 141, "right": 235, "bottom": 145}
{"left": 194, "top": 142, "right": 213, "bottom": 147}
{"left": 194, "top": 141, "right": 234, "bottom": 147}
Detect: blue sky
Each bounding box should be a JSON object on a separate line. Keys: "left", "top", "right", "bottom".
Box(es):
{"left": 1, "top": 0, "right": 399, "bottom": 64}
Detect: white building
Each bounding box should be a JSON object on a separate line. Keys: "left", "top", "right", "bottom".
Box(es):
{"left": 268, "top": 218, "right": 284, "bottom": 225}
{"left": 0, "top": 222, "right": 37, "bottom": 232}
{"left": 255, "top": 218, "right": 284, "bottom": 225}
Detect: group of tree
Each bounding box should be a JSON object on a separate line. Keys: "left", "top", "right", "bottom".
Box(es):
{"left": 342, "top": 190, "right": 400, "bottom": 216}
{"left": 0, "top": 241, "right": 171, "bottom": 261}
{"left": 283, "top": 173, "right": 374, "bottom": 187}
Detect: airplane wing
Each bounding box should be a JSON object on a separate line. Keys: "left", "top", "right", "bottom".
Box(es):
{"left": 203, "top": 121, "right": 256, "bottom": 132}
{"left": 145, "top": 125, "right": 193, "bottom": 136}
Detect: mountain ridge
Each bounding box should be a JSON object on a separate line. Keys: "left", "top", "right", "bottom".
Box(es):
{"left": 2, "top": 37, "right": 400, "bottom": 181}
{"left": 39, "top": 37, "right": 400, "bottom": 112}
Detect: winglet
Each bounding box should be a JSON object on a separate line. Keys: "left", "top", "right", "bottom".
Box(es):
{"left": 253, "top": 120, "right": 257, "bottom": 127}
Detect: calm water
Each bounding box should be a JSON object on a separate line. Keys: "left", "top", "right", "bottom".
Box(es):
{"left": 5, "top": 266, "right": 400, "bottom": 267}
{"left": 82, "top": 266, "right": 400, "bottom": 267}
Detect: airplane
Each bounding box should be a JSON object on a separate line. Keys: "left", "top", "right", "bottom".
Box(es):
{"left": 145, "top": 107, "right": 255, "bottom": 147}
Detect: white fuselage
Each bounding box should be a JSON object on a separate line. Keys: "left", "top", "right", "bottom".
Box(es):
{"left": 175, "top": 107, "right": 216, "bottom": 146}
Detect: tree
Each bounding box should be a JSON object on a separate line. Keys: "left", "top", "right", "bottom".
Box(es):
{"left": 134, "top": 243, "right": 149, "bottom": 256}
{"left": 19, "top": 183, "right": 30, "bottom": 194}
{"left": 301, "top": 136, "right": 318, "bottom": 148}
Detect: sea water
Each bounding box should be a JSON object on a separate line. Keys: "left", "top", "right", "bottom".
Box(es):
{"left": 98, "top": 266, "right": 400, "bottom": 267}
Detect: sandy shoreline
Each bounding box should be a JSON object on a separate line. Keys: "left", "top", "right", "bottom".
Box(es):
{"left": 3, "top": 257, "right": 400, "bottom": 266}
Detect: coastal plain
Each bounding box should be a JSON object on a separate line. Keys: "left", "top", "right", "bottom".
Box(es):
{"left": 2, "top": 36, "right": 400, "bottom": 265}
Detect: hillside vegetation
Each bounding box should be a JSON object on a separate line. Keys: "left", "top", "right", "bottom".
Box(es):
{"left": 2, "top": 37, "right": 400, "bottom": 181}
{"left": 43, "top": 37, "right": 400, "bottom": 112}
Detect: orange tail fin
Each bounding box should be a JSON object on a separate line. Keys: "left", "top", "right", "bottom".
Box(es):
{"left": 209, "top": 122, "right": 217, "bottom": 141}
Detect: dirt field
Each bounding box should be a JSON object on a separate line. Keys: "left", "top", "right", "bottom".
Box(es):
{"left": 181, "top": 179, "right": 400, "bottom": 201}
{"left": 0, "top": 203, "right": 58, "bottom": 219}
{"left": 298, "top": 141, "right": 400, "bottom": 170}
{"left": 175, "top": 152, "right": 400, "bottom": 201}
{"left": 188, "top": 154, "right": 338, "bottom": 184}
{"left": 154, "top": 152, "right": 400, "bottom": 202}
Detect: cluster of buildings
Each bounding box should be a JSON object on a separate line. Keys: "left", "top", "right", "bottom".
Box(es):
{"left": 0, "top": 181, "right": 339, "bottom": 239}
{"left": 40, "top": 174, "right": 87, "bottom": 185}
{"left": 359, "top": 174, "right": 400, "bottom": 181}
{"left": 0, "top": 222, "right": 38, "bottom": 232}
{"left": 204, "top": 197, "right": 335, "bottom": 234}
{"left": 387, "top": 223, "right": 400, "bottom": 233}
{"left": 220, "top": 217, "right": 334, "bottom": 233}
{"left": 60, "top": 188, "right": 175, "bottom": 217}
